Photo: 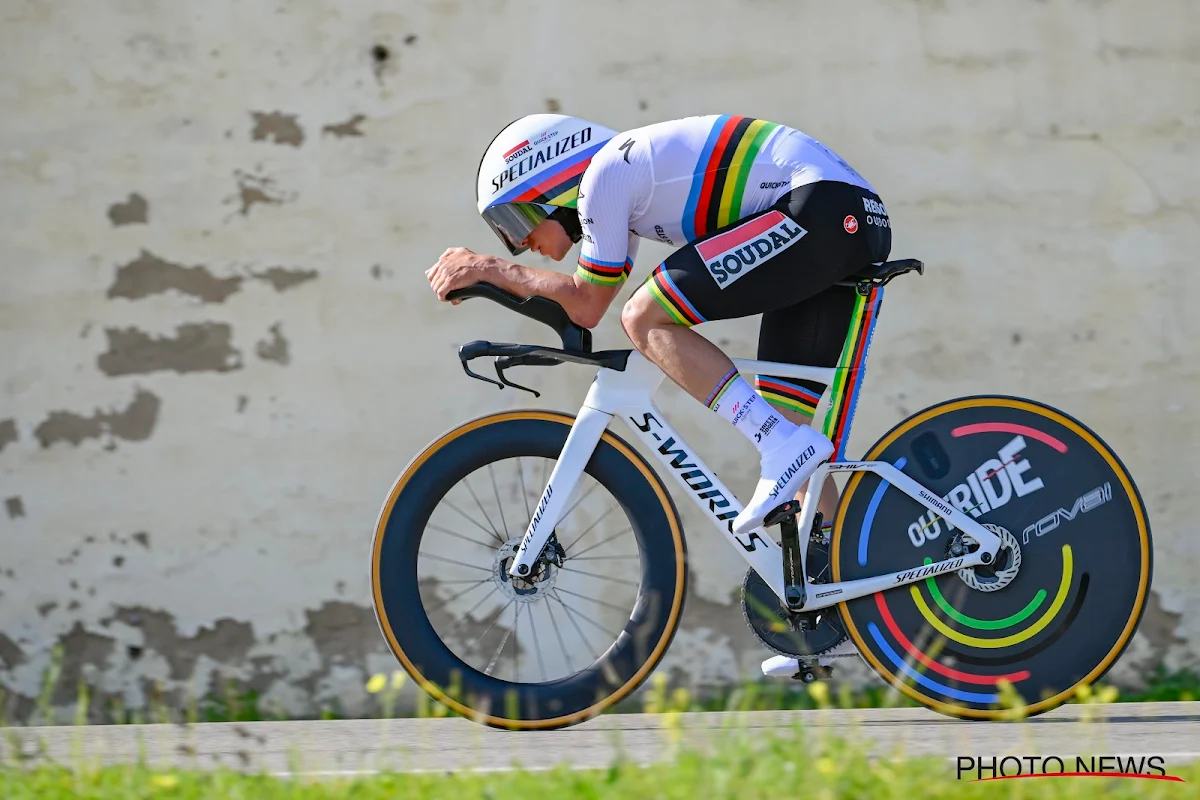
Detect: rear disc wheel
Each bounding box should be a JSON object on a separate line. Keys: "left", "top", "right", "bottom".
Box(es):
{"left": 831, "top": 395, "right": 1152, "bottom": 719}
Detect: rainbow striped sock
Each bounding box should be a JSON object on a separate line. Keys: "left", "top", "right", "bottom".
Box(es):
{"left": 707, "top": 370, "right": 797, "bottom": 454}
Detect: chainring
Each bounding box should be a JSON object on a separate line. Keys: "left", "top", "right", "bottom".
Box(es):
{"left": 741, "top": 533, "right": 849, "bottom": 660}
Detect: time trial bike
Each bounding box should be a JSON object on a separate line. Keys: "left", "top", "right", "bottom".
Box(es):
{"left": 370, "top": 258, "right": 1152, "bottom": 730}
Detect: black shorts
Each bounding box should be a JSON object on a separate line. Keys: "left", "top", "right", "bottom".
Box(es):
{"left": 645, "top": 180, "right": 892, "bottom": 417}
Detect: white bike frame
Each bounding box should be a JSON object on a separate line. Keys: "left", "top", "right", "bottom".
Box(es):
{"left": 509, "top": 351, "right": 1003, "bottom": 610}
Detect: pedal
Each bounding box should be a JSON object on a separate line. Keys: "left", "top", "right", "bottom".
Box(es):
{"left": 794, "top": 662, "right": 836, "bottom": 684}
{"left": 761, "top": 655, "right": 800, "bottom": 678}
{"left": 764, "top": 500, "right": 801, "bottom": 527}
{"left": 761, "top": 656, "right": 836, "bottom": 684}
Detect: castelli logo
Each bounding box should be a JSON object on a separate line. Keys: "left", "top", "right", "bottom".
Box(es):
{"left": 844, "top": 215, "right": 859, "bottom": 234}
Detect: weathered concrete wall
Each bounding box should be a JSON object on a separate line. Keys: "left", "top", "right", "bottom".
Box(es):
{"left": 1, "top": 0, "right": 1197, "bottom": 719}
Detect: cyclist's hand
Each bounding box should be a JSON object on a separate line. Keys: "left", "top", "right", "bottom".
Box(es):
{"left": 427, "top": 247, "right": 490, "bottom": 305}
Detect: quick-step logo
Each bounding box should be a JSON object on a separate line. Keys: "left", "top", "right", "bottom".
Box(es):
{"left": 695, "top": 211, "right": 807, "bottom": 289}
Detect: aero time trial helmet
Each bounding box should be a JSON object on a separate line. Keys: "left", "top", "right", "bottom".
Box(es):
{"left": 475, "top": 114, "right": 618, "bottom": 255}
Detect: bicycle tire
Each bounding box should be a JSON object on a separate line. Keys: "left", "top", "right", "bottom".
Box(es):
{"left": 371, "top": 410, "right": 687, "bottom": 730}
{"left": 831, "top": 395, "right": 1152, "bottom": 719}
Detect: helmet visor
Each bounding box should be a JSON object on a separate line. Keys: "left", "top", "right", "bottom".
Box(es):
{"left": 482, "top": 203, "right": 552, "bottom": 256}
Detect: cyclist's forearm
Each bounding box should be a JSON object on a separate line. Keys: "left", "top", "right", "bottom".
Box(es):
{"left": 488, "top": 258, "right": 609, "bottom": 328}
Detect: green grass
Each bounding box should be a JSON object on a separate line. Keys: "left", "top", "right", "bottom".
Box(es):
{"left": 97, "top": 666, "right": 1200, "bottom": 724}
{"left": 654, "top": 667, "right": 1200, "bottom": 715}
{"left": 2, "top": 724, "right": 1196, "bottom": 799}
{"left": 8, "top": 644, "right": 1200, "bottom": 727}
{"left": 3, "top": 663, "right": 1197, "bottom": 798}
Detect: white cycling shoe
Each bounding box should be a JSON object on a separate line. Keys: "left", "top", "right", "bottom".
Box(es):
{"left": 732, "top": 426, "right": 834, "bottom": 534}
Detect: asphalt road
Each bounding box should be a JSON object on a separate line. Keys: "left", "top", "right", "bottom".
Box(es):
{"left": 2, "top": 702, "right": 1197, "bottom": 776}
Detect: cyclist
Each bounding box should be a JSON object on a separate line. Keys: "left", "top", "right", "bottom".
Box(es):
{"left": 427, "top": 114, "right": 891, "bottom": 532}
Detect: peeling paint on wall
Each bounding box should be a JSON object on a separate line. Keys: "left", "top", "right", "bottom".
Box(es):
{"left": 255, "top": 323, "right": 290, "bottom": 365}
{"left": 97, "top": 324, "right": 242, "bottom": 376}
{"left": 323, "top": 115, "right": 366, "bottom": 138}
{"left": 250, "top": 267, "right": 318, "bottom": 292}
{"left": 369, "top": 44, "right": 392, "bottom": 82}
{"left": 106, "top": 253, "right": 316, "bottom": 303}
{"left": 232, "top": 171, "right": 290, "bottom": 216}
{"left": 0, "top": 419, "right": 17, "bottom": 453}
{"left": 250, "top": 111, "right": 305, "bottom": 147}
{"left": 4, "top": 497, "right": 24, "bottom": 519}
{"left": 0, "top": 633, "right": 25, "bottom": 670}
{"left": 107, "top": 250, "right": 243, "bottom": 303}
{"left": 107, "top": 193, "right": 148, "bottom": 226}
{"left": 1139, "top": 590, "right": 1187, "bottom": 664}
{"left": 51, "top": 623, "right": 117, "bottom": 706}
{"left": 303, "top": 602, "right": 380, "bottom": 676}
{"left": 33, "top": 388, "right": 161, "bottom": 448}
{"left": 115, "top": 607, "right": 256, "bottom": 681}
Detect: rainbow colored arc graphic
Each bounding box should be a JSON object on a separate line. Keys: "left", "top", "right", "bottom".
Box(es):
{"left": 858, "top": 424, "right": 1076, "bottom": 704}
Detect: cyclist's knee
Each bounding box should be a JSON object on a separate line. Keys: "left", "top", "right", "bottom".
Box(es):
{"left": 620, "top": 288, "right": 668, "bottom": 345}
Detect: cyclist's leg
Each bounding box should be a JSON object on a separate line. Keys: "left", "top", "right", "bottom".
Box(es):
{"left": 754, "top": 183, "right": 891, "bottom": 522}
{"left": 756, "top": 285, "right": 863, "bottom": 523}
{"left": 622, "top": 180, "right": 888, "bottom": 531}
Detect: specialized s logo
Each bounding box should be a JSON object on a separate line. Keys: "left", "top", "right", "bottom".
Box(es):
{"left": 695, "top": 211, "right": 807, "bottom": 289}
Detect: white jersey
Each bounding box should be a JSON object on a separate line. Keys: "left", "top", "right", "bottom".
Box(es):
{"left": 574, "top": 115, "right": 875, "bottom": 286}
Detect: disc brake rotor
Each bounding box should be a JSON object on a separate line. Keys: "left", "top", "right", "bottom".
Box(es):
{"left": 493, "top": 535, "right": 563, "bottom": 603}
{"left": 955, "top": 523, "right": 1021, "bottom": 593}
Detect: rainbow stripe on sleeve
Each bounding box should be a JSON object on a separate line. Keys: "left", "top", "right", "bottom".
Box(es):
{"left": 576, "top": 255, "right": 633, "bottom": 286}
